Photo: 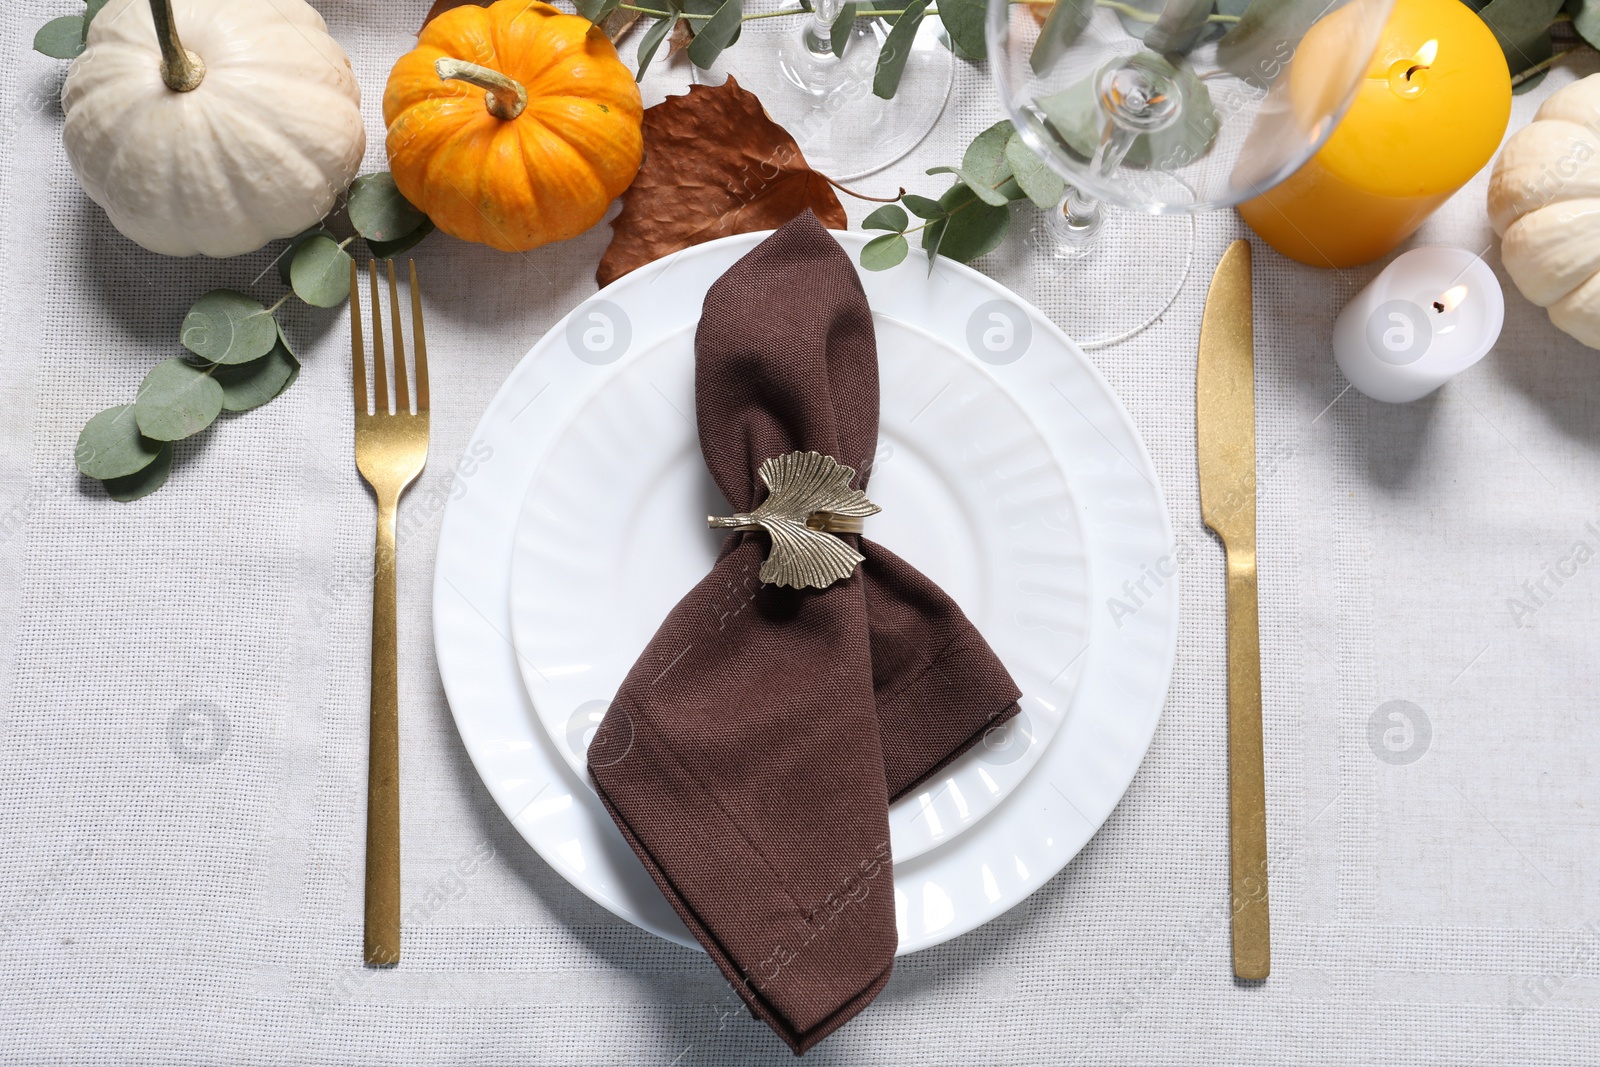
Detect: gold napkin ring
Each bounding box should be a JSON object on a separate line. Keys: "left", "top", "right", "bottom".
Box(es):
{"left": 710, "top": 513, "right": 865, "bottom": 534}
{"left": 707, "top": 451, "right": 881, "bottom": 590}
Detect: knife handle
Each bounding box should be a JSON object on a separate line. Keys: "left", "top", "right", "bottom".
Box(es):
{"left": 1226, "top": 548, "right": 1270, "bottom": 980}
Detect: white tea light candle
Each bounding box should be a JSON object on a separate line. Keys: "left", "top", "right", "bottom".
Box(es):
{"left": 1332, "top": 246, "right": 1504, "bottom": 403}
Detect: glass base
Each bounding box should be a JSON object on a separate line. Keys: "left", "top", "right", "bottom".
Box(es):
{"left": 692, "top": 16, "right": 953, "bottom": 181}
{"left": 1020, "top": 204, "right": 1195, "bottom": 349}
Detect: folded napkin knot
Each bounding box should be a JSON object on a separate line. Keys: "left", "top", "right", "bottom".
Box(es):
{"left": 704, "top": 450, "right": 881, "bottom": 589}
{"left": 589, "top": 212, "right": 1021, "bottom": 1054}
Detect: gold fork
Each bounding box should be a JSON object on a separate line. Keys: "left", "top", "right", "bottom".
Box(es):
{"left": 350, "top": 259, "right": 430, "bottom": 965}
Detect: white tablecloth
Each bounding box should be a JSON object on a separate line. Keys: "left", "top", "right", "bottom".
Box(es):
{"left": 3, "top": 2, "right": 1599, "bottom": 1062}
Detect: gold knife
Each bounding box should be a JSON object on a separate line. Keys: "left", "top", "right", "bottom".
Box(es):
{"left": 1196, "top": 239, "right": 1269, "bottom": 980}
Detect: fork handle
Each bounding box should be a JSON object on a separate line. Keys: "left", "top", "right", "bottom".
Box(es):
{"left": 1226, "top": 549, "right": 1269, "bottom": 980}
{"left": 364, "top": 496, "right": 401, "bottom": 964}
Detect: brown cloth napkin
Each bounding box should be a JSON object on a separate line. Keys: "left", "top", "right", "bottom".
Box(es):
{"left": 588, "top": 212, "right": 1022, "bottom": 1053}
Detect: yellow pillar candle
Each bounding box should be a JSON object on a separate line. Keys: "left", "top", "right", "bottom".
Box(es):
{"left": 1237, "top": 0, "right": 1511, "bottom": 269}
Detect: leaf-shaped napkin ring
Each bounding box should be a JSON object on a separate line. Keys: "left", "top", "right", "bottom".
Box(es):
{"left": 707, "top": 451, "right": 881, "bottom": 590}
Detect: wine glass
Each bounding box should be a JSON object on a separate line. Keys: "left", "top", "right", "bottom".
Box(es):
{"left": 989, "top": 0, "right": 1394, "bottom": 347}
{"left": 693, "top": 0, "right": 955, "bottom": 180}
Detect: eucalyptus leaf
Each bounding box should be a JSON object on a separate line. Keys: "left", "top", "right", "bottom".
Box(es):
{"left": 1036, "top": 75, "right": 1101, "bottom": 161}
{"left": 1144, "top": 0, "right": 1214, "bottom": 53}
{"left": 929, "top": 162, "right": 1011, "bottom": 205}
{"left": 953, "top": 172, "right": 1014, "bottom": 207}
{"left": 962, "top": 121, "right": 1017, "bottom": 190}
{"left": 1573, "top": 0, "right": 1600, "bottom": 49}
{"left": 1037, "top": 55, "right": 1218, "bottom": 170}
{"left": 214, "top": 341, "right": 300, "bottom": 412}
{"left": 102, "top": 443, "right": 172, "bottom": 502}
{"left": 34, "top": 15, "right": 86, "bottom": 58}
{"left": 347, "top": 173, "right": 427, "bottom": 244}
{"left": 181, "top": 290, "right": 278, "bottom": 366}
{"left": 996, "top": 176, "right": 1029, "bottom": 201}
{"left": 1030, "top": 0, "right": 1093, "bottom": 76}
{"left": 1005, "top": 132, "right": 1067, "bottom": 209}
{"left": 832, "top": 2, "right": 857, "bottom": 57}
{"left": 1217, "top": 0, "right": 1317, "bottom": 86}
{"left": 922, "top": 183, "right": 1010, "bottom": 263}
{"left": 83, "top": 0, "right": 111, "bottom": 46}
{"left": 135, "top": 359, "right": 223, "bottom": 442}
{"left": 902, "top": 193, "right": 945, "bottom": 218}
{"left": 861, "top": 232, "right": 910, "bottom": 270}
{"left": 291, "top": 236, "right": 355, "bottom": 308}
{"left": 1147, "top": 0, "right": 1230, "bottom": 45}
{"left": 636, "top": 12, "right": 677, "bottom": 75}
{"left": 684, "top": 0, "right": 740, "bottom": 47}
{"left": 280, "top": 227, "right": 335, "bottom": 288}
{"left": 1114, "top": 4, "right": 1153, "bottom": 39}
{"left": 575, "top": 0, "right": 623, "bottom": 22}
{"left": 863, "top": 204, "right": 909, "bottom": 231}
{"left": 271, "top": 323, "right": 301, "bottom": 398}
{"left": 76, "top": 405, "right": 161, "bottom": 480}
{"left": 1476, "top": 0, "right": 1563, "bottom": 76}
{"left": 937, "top": 0, "right": 988, "bottom": 59}
{"left": 1125, "top": 56, "right": 1219, "bottom": 169}
{"left": 687, "top": 0, "right": 743, "bottom": 68}
{"left": 874, "top": 0, "right": 931, "bottom": 99}
{"left": 367, "top": 217, "right": 435, "bottom": 260}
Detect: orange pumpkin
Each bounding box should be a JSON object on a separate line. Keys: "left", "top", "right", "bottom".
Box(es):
{"left": 383, "top": 0, "right": 644, "bottom": 253}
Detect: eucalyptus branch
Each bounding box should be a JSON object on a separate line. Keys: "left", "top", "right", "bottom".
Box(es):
{"left": 619, "top": 0, "right": 1240, "bottom": 24}
{"left": 1511, "top": 42, "right": 1588, "bottom": 86}
{"left": 1094, "top": 0, "right": 1237, "bottom": 23}
{"left": 617, "top": 2, "right": 931, "bottom": 18}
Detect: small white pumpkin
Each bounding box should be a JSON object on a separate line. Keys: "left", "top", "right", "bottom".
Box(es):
{"left": 61, "top": 0, "right": 366, "bottom": 258}
{"left": 1488, "top": 74, "right": 1600, "bottom": 348}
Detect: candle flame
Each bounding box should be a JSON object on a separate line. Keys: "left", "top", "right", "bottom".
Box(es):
{"left": 1435, "top": 284, "right": 1468, "bottom": 314}
{"left": 1389, "top": 39, "right": 1439, "bottom": 96}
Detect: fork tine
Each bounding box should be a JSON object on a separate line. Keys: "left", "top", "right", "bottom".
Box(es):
{"left": 350, "top": 259, "right": 368, "bottom": 416}
{"left": 369, "top": 261, "right": 388, "bottom": 416}
{"left": 387, "top": 260, "right": 410, "bottom": 416}
{"left": 410, "top": 260, "right": 429, "bottom": 414}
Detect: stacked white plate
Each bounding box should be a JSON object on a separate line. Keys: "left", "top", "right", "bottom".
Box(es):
{"left": 433, "top": 230, "right": 1178, "bottom": 954}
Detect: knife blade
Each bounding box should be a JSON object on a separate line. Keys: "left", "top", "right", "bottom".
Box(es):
{"left": 1196, "top": 239, "right": 1270, "bottom": 981}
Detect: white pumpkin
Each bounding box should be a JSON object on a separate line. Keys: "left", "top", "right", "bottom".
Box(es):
{"left": 1487, "top": 74, "right": 1600, "bottom": 348}
{"left": 61, "top": 0, "right": 366, "bottom": 258}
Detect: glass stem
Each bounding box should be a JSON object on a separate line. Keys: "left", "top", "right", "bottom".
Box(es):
{"left": 803, "top": 0, "right": 846, "bottom": 55}
{"left": 1050, "top": 122, "right": 1140, "bottom": 247}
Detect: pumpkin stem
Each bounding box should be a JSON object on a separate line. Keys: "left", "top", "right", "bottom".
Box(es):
{"left": 148, "top": 0, "right": 205, "bottom": 91}
{"left": 435, "top": 58, "right": 527, "bottom": 121}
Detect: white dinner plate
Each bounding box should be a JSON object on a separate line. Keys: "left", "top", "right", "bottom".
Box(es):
{"left": 506, "top": 314, "right": 1090, "bottom": 863}
{"left": 433, "top": 230, "right": 1178, "bottom": 954}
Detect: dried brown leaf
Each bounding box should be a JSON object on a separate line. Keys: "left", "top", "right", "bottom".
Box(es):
{"left": 601, "top": 6, "right": 642, "bottom": 40}
{"left": 596, "top": 78, "right": 847, "bottom": 287}
{"left": 421, "top": 0, "right": 490, "bottom": 31}
{"left": 667, "top": 16, "right": 694, "bottom": 54}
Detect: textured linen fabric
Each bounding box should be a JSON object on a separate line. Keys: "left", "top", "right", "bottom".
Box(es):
{"left": 588, "top": 213, "right": 1020, "bottom": 1053}
{"left": 4, "top": 0, "right": 1600, "bottom": 1062}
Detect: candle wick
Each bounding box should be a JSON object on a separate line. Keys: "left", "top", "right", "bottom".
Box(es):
{"left": 1432, "top": 300, "right": 1445, "bottom": 313}
{"left": 1406, "top": 64, "right": 1426, "bottom": 80}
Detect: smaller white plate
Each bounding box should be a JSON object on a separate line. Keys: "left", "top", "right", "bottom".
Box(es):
{"left": 507, "top": 315, "right": 1091, "bottom": 862}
